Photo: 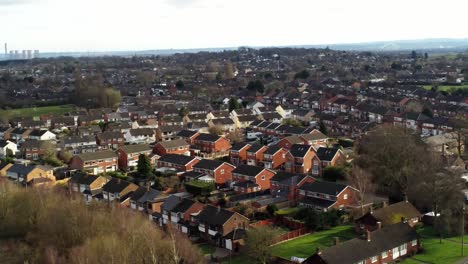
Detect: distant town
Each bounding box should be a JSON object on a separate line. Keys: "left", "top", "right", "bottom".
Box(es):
{"left": 0, "top": 46, "right": 467, "bottom": 264}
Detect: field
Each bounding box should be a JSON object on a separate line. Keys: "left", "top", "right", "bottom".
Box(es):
{"left": 270, "top": 225, "right": 355, "bottom": 260}
{"left": 0, "top": 104, "right": 75, "bottom": 119}
{"left": 422, "top": 84, "right": 468, "bottom": 93}
{"left": 401, "top": 225, "right": 468, "bottom": 264}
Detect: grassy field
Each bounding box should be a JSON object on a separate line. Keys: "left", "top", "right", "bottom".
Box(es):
{"left": 0, "top": 104, "right": 75, "bottom": 119}
{"left": 271, "top": 225, "right": 355, "bottom": 260}
{"left": 422, "top": 84, "right": 468, "bottom": 93}
{"left": 401, "top": 225, "right": 468, "bottom": 264}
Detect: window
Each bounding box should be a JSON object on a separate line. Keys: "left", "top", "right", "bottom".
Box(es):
{"left": 344, "top": 194, "right": 348, "bottom": 200}
{"left": 220, "top": 169, "right": 225, "bottom": 174}
{"left": 371, "top": 256, "right": 377, "bottom": 263}
{"left": 381, "top": 251, "right": 388, "bottom": 258}
{"left": 261, "top": 176, "right": 265, "bottom": 180}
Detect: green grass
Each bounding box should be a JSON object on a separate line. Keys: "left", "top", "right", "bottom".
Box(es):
{"left": 401, "top": 225, "right": 468, "bottom": 264}
{"left": 0, "top": 104, "right": 75, "bottom": 119}
{"left": 197, "top": 243, "right": 216, "bottom": 255}
{"left": 271, "top": 225, "right": 355, "bottom": 260}
{"left": 275, "top": 207, "right": 301, "bottom": 216}
{"left": 422, "top": 84, "right": 468, "bottom": 93}
{"left": 221, "top": 254, "right": 251, "bottom": 264}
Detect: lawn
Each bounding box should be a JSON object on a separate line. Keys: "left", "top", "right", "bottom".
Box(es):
{"left": 401, "top": 225, "right": 468, "bottom": 264}
{"left": 197, "top": 243, "right": 216, "bottom": 255}
{"left": 275, "top": 207, "right": 301, "bottom": 216}
{"left": 0, "top": 104, "right": 75, "bottom": 119}
{"left": 271, "top": 225, "right": 355, "bottom": 260}
{"left": 422, "top": 84, "right": 468, "bottom": 93}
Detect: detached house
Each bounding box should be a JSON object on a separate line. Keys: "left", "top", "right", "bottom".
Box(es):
{"left": 117, "top": 144, "right": 153, "bottom": 170}
{"left": 153, "top": 139, "right": 190, "bottom": 156}
{"left": 298, "top": 181, "right": 359, "bottom": 211}
{"left": 69, "top": 150, "right": 118, "bottom": 174}
{"left": 193, "top": 159, "right": 235, "bottom": 186}
{"left": 196, "top": 205, "right": 249, "bottom": 247}
{"left": 285, "top": 144, "right": 316, "bottom": 174}
{"left": 304, "top": 222, "right": 420, "bottom": 264}
{"left": 232, "top": 164, "right": 276, "bottom": 193}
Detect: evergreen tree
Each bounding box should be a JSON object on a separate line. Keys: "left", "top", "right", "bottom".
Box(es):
{"left": 137, "top": 154, "right": 153, "bottom": 178}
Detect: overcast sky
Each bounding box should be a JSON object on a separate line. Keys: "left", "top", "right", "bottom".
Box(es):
{"left": 1, "top": 0, "right": 468, "bottom": 52}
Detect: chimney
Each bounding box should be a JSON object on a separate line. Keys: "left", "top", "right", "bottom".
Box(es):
{"left": 316, "top": 247, "right": 321, "bottom": 255}
{"left": 366, "top": 230, "right": 371, "bottom": 242}
{"left": 377, "top": 221, "right": 382, "bottom": 229}
{"left": 333, "top": 237, "right": 340, "bottom": 246}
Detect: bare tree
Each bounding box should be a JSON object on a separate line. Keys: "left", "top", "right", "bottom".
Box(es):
{"left": 347, "top": 166, "right": 374, "bottom": 215}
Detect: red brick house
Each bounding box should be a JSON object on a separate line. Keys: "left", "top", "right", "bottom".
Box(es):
{"left": 229, "top": 142, "right": 251, "bottom": 166}
{"left": 314, "top": 147, "right": 346, "bottom": 176}
{"left": 192, "top": 133, "right": 231, "bottom": 155}
{"left": 303, "top": 222, "right": 420, "bottom": 264}
{"left": 193, "top": 159, "right": 235, "bottom": 186}
{"left": 153, "top": 139, "right": 190, "bottom": 156}
{"left": 231, "top": 164, "right": 276, "bottom": 193}
{"left": 116, "top": 144, "right": 152, "bottom": 170}
{"left": 176, "top": 129, "right": 200, "bottom": 145}
{"left": 157, "top": 154, "right": 200, "bottom": 172}
{"left": 298, "top": 181, "right": 359, "bottom": 211}
{"left": 276, "top": 136, "right": 307, "bottom": 149}
{"left": 96, "top": 131, "right": 124, "bottom": 149}
{"left": 69, "top": 150, "right": 119, "bottom": 175}
{"left": 285, "top": 144, "right": 316, "bottom": 174}
{"left": 246, "top": 144, "right": 268, "bottom": 166}
{"left": 270, "top": 172, "right": 315, "bottom": 201}
{"left": 20, "top": 139, "right": 51, "bottom": 161}
{"left": 262, "top": 145, "right": 288, "bottom": 170}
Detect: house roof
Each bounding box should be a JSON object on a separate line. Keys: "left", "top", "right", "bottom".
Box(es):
{"left": 129, "top": 128, "right": 155, "bottom": 136}
{"left": 271, "top": 171, "right": 306, "bottom": 186}
{"left": 193, "top": 159, "right": 227, "bottom": 170}
{"left": 158, "top": 154, "right": 198, "bottom": 166}
{"left": 263, "top": 145, "right": 283, "bottom": 155}
{"left": 195, "top": 133, "right": 222, "bottom": 142}
{"left": 97, "top": 131, "right": 123, "bottom": 140}
{"left": 102, "top": 178, "right": 135, "bottom": 193}
{"left": 230, "top": 142, "right": 251, "bottom": 151}
{"left": 300, "top": 131, "right": 328, "bottom": 141}
{"left": 171, "top": 198, "right": 196, "bottom": 213}
{"left": 176, "top": 130, "right": 199, "bottom": 138}
{"left": 304, "top": 223, "right": 418, "bottom": 264}
{"left": 316, "top": 147, "right": 340, "bottom": 162}
{"left": 246, "top": 144, "right": 266, "bottom": 153}
{"left": 198, "top": 205, "right": 236, "bottom": 225}
{"left": 130, "top": 187, "right": 161, "bottom": 203}
{"left": 0, "top": 140, "right": 13, "bottom": 148}
{"left": 77, "top": 150, "right": 117, "bottom": 161}
{"left": 28, "top": 129, "right": 52, "bottom": 137}
{"left": 7, "top": 164, "right": 35, "bottom": 175}
{"left": 156, "top": 139, "right": 190, "bottom": 149}
{"left": 300, "top": 197, "right": 336, "bottom": 208}
{"left": 360, "top": 201, "right": 421, "bottom": 226}
{"left": 161, "top": 195, "right": 183, "bottom": 211}
{"left": 232, "top": 164, "right": 267, "bottom": 177}
{"left": 62, "top": 135, "right": 96, "bottom": 145}
{"left": 282, "top": 136, "right": 305, "bottom": 145}
{"left": 289, "top": 144, "right": 312, "bottom": 157}
{"left": 119, "top": 144, "right": 152, "bottom": 154}
{"left": 299, "top": 181, "right": 348, "bottom": 196}
{"left": 70, "top": 172, "right": 102, "bottom": 185}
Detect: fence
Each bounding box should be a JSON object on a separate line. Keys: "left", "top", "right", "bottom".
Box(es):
{"left": 249, "top": 219, "right": 275, "bottom": 228}
{"left": 272, "top": 227, "right": 309, "bottom": 244}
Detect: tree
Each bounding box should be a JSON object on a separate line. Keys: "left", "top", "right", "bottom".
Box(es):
{"left": 245, "top": 226, "right": 280, "bottom": 264}
{"left": 322, "top": 166, "right": 346, "bottom": 182}
{"left": 208, "top": 125, "right": 223, "bottom": 136}
{"left": 175, "top": 80, "right": 185, "bottom": 90}
{"left": 282, "top": 118, "right": 302, "bottom": 127}
{"left": 448, "top": 118, "right": 468, "bottom": 157}
{"left": 347, "top": 166, "right": 374, "bottom": 215}
{"left": 294, "top": 69, "right": 310, "bottom": 79}
{"left": 136, "top": 154, "right": 153, "bottom": 178}
{"left": 227, "top": 130, "right": 243, "bottom": 144}
{"left": 266, "top": 204, "right": 278, "bottom": 216}
{"left": 246, "top": 80, "right": 265, "bottom": 94}
{"left": 58, "top": 150, "right": 73, "bottom": 163}
{"left": 224, "top": 61, "right": 235, "bottom": 79}
{"left": 318, "top": 120, "right": 328, "bottom": 135}
{"left": 228, "top": 97, "right": 242, "bottom": 112}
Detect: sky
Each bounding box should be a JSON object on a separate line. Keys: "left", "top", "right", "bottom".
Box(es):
{"left": 1, "top": 0, "right": 468, "bottom": 52}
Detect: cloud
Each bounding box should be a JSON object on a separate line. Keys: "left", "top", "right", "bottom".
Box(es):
{"left": 0, "top": 0, "right": 33, "bottom": 6}
{"left": 165, "top": 0, "right": 199, "bottom": 8}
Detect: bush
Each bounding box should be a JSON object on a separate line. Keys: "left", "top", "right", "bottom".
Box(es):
{"left": 294, "top": 208, "right": 344, "bottom": 231}
{"left": 323, "top": 166, "right": 346, "bottom": 182}
{"left": 184, "top": 181, "right": 214, "bottom": 196}
{"left": 266, "top": 204, "right": 278, "bottom": 216}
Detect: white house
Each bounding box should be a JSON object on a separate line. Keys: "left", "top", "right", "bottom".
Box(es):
{"left": 28, "top": 129, "right": 56, "bottom": 141}
{"left": 0, "top": 140, "right": 17, "bottom": 157}
{"left": 124, "top": 128, "right": 156, "bottom": 144}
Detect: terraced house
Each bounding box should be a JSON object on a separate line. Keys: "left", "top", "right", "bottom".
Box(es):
{"left": 117, "top": 144, "right": 153, "bottom": 170}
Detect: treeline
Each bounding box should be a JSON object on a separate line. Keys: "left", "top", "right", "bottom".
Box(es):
{"left": 0, "top": 182, "right": 203, "bottom": 264}
{"left": 73, "top": 70, "right": 122, "bottom": 109}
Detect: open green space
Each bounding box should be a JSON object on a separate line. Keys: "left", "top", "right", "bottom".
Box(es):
{"left": 401, "top": 225, "right": 468, "bottom": 264}
{"left": 0, "top": 104, "right": 75, "bottom": 119}
{"left": 271, "top": 225, "right": 355, "bottom": 260}
{"left": 422, "top": 84, "right": 468, "bottom": 93}
{"left": 275, "top": 207, "right": 301, "bottom": 216}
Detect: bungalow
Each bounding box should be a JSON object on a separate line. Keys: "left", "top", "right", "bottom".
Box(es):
{"left": 69, "top": 150, "right": 119, "bottom": 175}
{"left": 193, "top": 159, "right": 235, "bottom": 186}
{"left": 270, "top": 172, "right": 315, "bottom": 201}
{"left": 157, "top": 154, "right": 200, "bottom": 172}
{"left": 0, "top": 140, "right": 17, "bottom": 157}
{"left": 196, "top": 205, "right": 249, "bottom": 247}
{"left": 298, "top": 181, "right": 359, "bottom": 211}
{"left": 101, "top": 178, "right": 139, "bottom": 203}
{"left": 285, "top": 144, "right": 316, "bottom": 174}
{"left": 303, "top": 222, "right": 420, "bottom": 264}
{"left": 246, "top": 144, "right": 267, "bottom": 166}
{"left": 96, "top": 131, "right": 125, "bottom": 149}
{"left": 124, "top": 128, "right": 156, "bottom": 144}
{"left": 68, "top": 172, "right": 108, "bottom": 202}
{"left": 229, "top": 142, "right": 251, "bottom": 166}
{"left": 231, "top": 164, "right": 276, "bottom": 193}
{"left": 153, "top": 139, "right": 190, "bottom": 156}
{"left": 27, "top": 129, "right": 56, "bottom": 141}
{"left": 116, "top": 144, "right": 153, "bottom": 170}
{"left": 262, "top": 145, "right": 288, "bottom": 170}
{"left": 355, "top": 201, "right": 422, "bottom": 232}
